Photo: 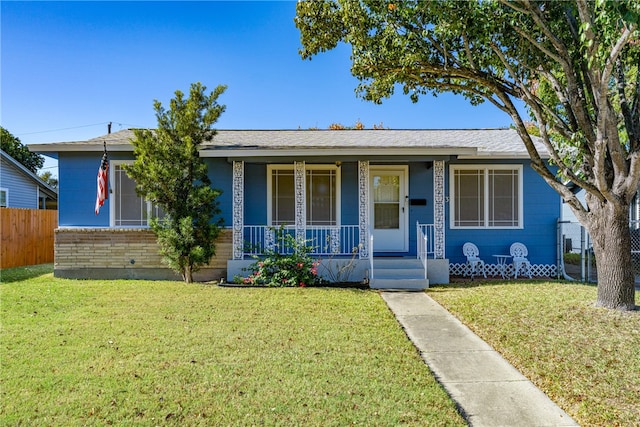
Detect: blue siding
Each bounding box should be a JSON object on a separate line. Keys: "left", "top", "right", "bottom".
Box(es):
{"left": 445, "top": 161, "right": 560, "bottom": 265}
{"left": 205, "top": 158, "right": 232, "bottom": 227}
{"left": 230, "top": 160, "right": 560, "bottom": 265}
{"left": 58, "top": 152, "right": 126, "bottom": 226}
{"left": 56, "top": 153, "right": 561, "bottom": 266}
{"left": 340, "top": 162, "right": 358, "bottom": 225}
{"left": 59, "top": 153, "right": 231, "bottom": 227}
{"left": 408, "top": 162, "right": 434, "bottom": 252}
{"left": 244, "top": 163, "right": 267, "bottom": 225}
{"left": 0, "top": 159, "right": 38, "bottom": 208}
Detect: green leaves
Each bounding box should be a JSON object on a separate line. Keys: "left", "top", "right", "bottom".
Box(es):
{"left": 295, "top": 1, "right": 346, "bottom": 60}
{"left": 295, "top": 0, "right": 640, "bottom": 197}
{"left": 296, "top": 0, "right": 640, "bottom": 309}
{"left": 1, "top": 127, "right": 44, "bottom": 174}
{"left": 236, "top": 227, "right": 323, "bottom": 287}
{"left": 126, "top": 82, "right": 226, "bottom": 283}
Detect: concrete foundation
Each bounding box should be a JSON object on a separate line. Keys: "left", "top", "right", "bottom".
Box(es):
{"left": 228, "top": 257, "right": 450, "bottom": 285}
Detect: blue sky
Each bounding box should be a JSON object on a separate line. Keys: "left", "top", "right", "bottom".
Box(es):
{"left": 2, "top": 1, "right": 516, "bottom": 176}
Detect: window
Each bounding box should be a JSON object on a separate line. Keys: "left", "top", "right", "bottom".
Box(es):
{"left": 306, "top": 169, "right": 337, "bottom": 226}
{"left": 111, "top": 162, "right": 165, "bottom": 227}
{"left": 268, "top": 165, "right": 339, "bottom": 226}
{"left": 451, "top": 165, "right": 522, "bottom": 228}
{"left": 0, "top": 188, "right": 7, "bottom": 207}
{"left": 271, "top": 169, "right": 295, "bottom": 226}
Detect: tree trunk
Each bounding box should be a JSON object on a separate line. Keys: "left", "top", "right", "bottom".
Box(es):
{"left": 586, "top": 200, "right": 636, "bottom": 311}
{"left": 183, "top": 265, "right": 193, "bottom": 284}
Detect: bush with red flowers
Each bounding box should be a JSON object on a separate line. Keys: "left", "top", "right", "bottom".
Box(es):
{"left": 235, "top": 227, "right": 323, "bottom": 287}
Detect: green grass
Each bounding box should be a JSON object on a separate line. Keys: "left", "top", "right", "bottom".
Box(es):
{"left": 0, "top": 263, "right": 54, "bottom": 283}
{"left": 5, "top": 266, "right": 638, "bottom": 426}
{"left": 1, "top": 265, "right": 464, "bottom": 426}
{"left": 429, "top": 280, "right": 640, "bottom": 427}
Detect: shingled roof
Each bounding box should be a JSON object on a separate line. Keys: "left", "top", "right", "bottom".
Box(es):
{"left": 29, "top": 128, "right": 548, "bottom": 159}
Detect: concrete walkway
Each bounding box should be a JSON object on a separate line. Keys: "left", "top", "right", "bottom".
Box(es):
{"left": 381, "top": 292, "right": 578, "bottom": 427}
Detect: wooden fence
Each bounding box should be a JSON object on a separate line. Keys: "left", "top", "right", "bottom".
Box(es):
{"left": 1, "top": 208, "right": 57, "bottom": 269}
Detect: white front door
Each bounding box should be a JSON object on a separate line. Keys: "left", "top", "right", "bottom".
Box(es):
{"left": 370, "top": 166, "right": 408, "bottom": 252}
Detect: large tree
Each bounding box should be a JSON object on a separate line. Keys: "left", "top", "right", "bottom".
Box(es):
{"left": 125, "top": 82, "right": 226, "bottom": 283}
{"left": 296, "top": 0, "right": 640, "bottom": 310}
{"left": 1, "top": 127, "right": 44, "bottom": 173}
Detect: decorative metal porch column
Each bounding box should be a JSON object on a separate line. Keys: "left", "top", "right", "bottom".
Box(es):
{"left": 434, "top": 160, "right": 445, "bottom": 259}
{"left": 232, "top": 161, "right": 244, "bottom": 260}
{"left": 358, "top": 160, "right": 370, "bottom": 259}
{"left": 294, "top": 161, "right": 306, "bottom": 242}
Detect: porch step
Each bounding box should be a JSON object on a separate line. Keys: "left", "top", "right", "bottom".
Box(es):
{"left": 369, "top": 258, "right": 429, "bottom": 290}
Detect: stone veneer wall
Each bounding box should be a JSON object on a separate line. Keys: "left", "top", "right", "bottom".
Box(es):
{"left": 54, "top": 227, "right": 232, "bottom": 281}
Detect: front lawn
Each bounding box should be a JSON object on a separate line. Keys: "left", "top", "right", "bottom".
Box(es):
{"left": 4, "top": 266, "right": 638, "bottom": 426}
{"left": 1, "top": 266, "right": 464, "bottom": 426}
{"left": 429, "top": 281, "right": 640, "bottom": 427}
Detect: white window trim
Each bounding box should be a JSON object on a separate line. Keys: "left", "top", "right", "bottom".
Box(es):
{"left": 0, "top": 187, "right": 8, "bottom": 207}
{"left": 449, "top": 164, "right": 523, "bottom": 230}
{"left": 109, "top": 160, "right": 158, "bottom": 228}
{"left": 266, "top": 164, "right": 341, "bottom": 227}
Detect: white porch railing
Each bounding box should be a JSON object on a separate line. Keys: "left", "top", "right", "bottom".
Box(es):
{"left": 242, "top": 225, "right": 360, "bottom": 257}
{"left": 369, "top": 231, "right": 374, "bottom": 279}
{"left": 416, "top": 222, "right": 430, "bottom": 279}
{"left": 416, "top": 222, "right": 435, "bottom": 259}
{"left": 240, "top": 223, "right": 436, "bottom": 267}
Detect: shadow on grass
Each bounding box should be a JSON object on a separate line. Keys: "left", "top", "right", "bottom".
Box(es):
{"left": 428, "top": 276, "right": 599, "bottom": 292}
{"left": 220, "top": 282, "right": 371, "bottom": 291}
{"left": 0, "top": 264, "right": 54, "bottom": 283}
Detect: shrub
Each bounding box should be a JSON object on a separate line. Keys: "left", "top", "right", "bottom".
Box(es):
{"left": 564, "top": 252, "right": 596, "bottom": 266}
{"left": 235, "top": 227, "right": 323, "bottom": 287}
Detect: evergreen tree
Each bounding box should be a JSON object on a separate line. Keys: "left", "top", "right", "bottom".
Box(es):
{"left": 125, "top": 82, "right": 226, "bottom": 283}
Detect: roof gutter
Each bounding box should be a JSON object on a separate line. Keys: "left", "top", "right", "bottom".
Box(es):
{"left": 199, "top": 147, "right": 478, "bottom": 158}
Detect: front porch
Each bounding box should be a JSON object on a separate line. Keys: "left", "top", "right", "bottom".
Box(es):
{"left": 226, "top": 223, "right": 450, "bottom": 286}
{"left": 227, "top": 159, "right": 450, "bottom": 287}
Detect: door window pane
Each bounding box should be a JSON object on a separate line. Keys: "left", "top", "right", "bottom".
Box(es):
{"left": 373, "top": 175, "right": 400, "bottom": 229}
{"left": 374, "top": 204, "right": 399, "bottom": 229}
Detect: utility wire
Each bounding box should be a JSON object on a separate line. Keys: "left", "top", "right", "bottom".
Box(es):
{"left": 17, "top": 121, "right": 148, "bottom": 137}
{"left": 17, "top": 122, "right": 109, "bottom": 136}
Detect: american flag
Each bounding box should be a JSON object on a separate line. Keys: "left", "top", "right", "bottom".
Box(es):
{"left": 95, "top": 144, "right": 109, "bottom": 215}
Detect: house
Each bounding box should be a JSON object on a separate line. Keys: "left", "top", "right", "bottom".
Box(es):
{"left": 0, "top": 149, "right": 57, "bottom": 210}
{"left": 30, "top": 128, "right": 562, "bottom": 286}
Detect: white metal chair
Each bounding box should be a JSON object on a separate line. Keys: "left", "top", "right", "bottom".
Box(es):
{"left": 510, "top": 242, "right": 532, "bottom": 278}
{"left": 463, "top": 242, "right": 486, "bottom": 279}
